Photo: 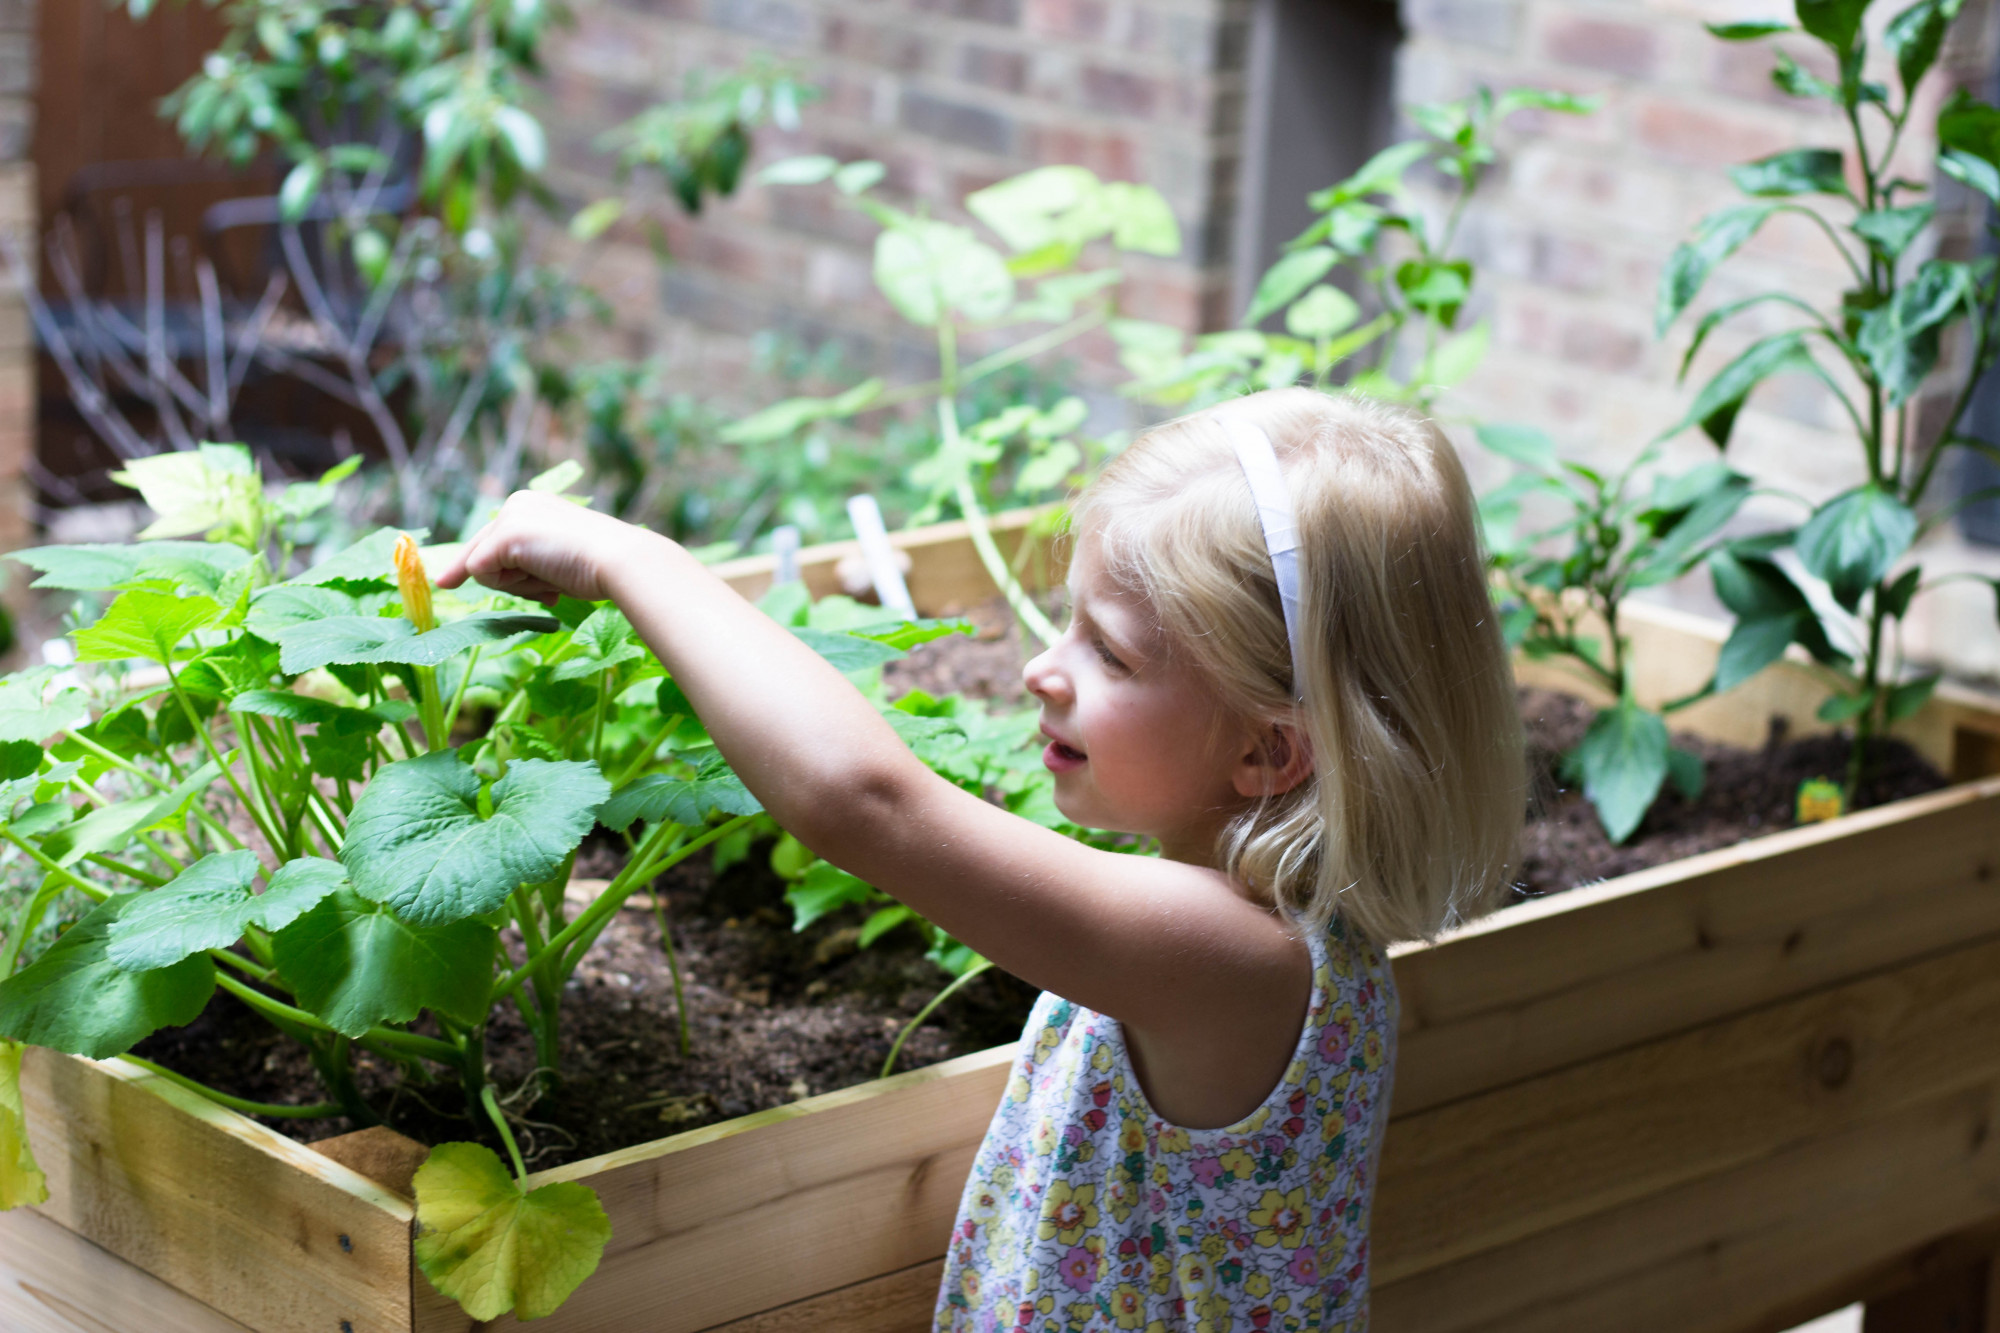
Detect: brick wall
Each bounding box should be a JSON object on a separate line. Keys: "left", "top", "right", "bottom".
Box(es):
{"left": 1398, "top": 0, "right": 2000, "bottom": 682}
{"left": 0, "top": 0, "right": 30, "bottom": 559}
{"left": 541, "top": 0, "right": 1252, "bottom": 401}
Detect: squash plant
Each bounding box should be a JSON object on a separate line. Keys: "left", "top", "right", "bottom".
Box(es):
{"left": 1660, "top": 0, "right": 2000, "bottom": 801}
{"left": 0, "top": 445, "right": 963, "bottom": 1319}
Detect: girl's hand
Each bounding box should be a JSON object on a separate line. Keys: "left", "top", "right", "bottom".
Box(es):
{"left": 434, "top": 491, "right": 655, "bottom": 604}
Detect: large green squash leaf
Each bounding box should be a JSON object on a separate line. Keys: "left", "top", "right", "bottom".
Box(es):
{"left": 71, "top": 589, "right": 223, "bottom": 664}
{"left": 290, "top": 527, "right": 431, "bottom": 587}
{"left": 274, "top": 612, "right": 559, "bottom": 675}
{"left": 107, "top": 853, "right": 344, "bottom": 971}
{"left": 8, "top": 541, "right": 251, "bottom": 595}
{"left": 245, "top": 584, "right": 372, "bottom": 641}
{"left": 0, "top": 668, "right": 90, "bottom": 743}
{"left": 413, "top": 1142, "right": 611, "bottom": 1321}
{"left": 342, "top": 753, "right": 608, "bottom": 926}
{"left": 599, "top": 755, "right": 761, "bottom": 832}
{"left": 548, "top": 606, "right": 646, "bottom": 682}
{"left": 0, "top": 895, "right": 215, "bottom": 1058}
{"left": 270, "top": 886, "right": 495, "bottom": 1037}
{"left": 0, "top": 1040, "right": 47, "bottom": 1209}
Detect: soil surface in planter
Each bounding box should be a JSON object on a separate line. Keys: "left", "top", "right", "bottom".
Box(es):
{"left": 134, "top": 605, "right": 1948, "bottom": 1168}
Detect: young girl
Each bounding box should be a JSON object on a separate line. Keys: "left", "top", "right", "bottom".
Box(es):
{"left": 438, "top": 387, "right": 1524, "bottom": 1332}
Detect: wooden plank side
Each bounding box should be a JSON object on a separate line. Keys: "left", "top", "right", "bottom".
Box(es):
{"left": 699, "top": 1259, "right": 944, "bottom": 1333}
{"left": 20, "top": 1050, "right": 417, "bottom": 1333}
{"left": 1373, "top": 1083, "right": 2000, "bottom": 1333}
{"left": 1388, "top": 777, "right": 2000, "bottom": 1116}
{"left": 486, "top": 1044, "right": 1015, "bottom": 1333}
{"left": 1375, "top": 933, "right": 2000, "bottom": 1286}
{"left": 712, "top": 506, "right": 1064, "bottom": 612}
{"left": 0, "top": 1207, "right": 258, "bottom": 1333}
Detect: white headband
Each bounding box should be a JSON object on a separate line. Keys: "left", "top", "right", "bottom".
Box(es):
{"left": 1217, "top": 412, "right": 1305, "bottom": 699}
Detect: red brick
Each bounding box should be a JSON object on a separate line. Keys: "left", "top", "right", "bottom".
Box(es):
{"left": 1557, "top": 314, "right": 1645, "bottom": 373}
{"left": 1402, "top": 0, "right": 1521, "bottom": 52}
{"left": 1539, "top": 12, "right": 1660, "bottom": 79}
{"left": 911, "top": 0, "right": 1021, "bottom": 26}
{"left": 901, "top": 89, "right": 1016, "bottom": 154}
{"left": 1024, "top": 124, "right": 1137, "bottom": 179}
{"left": 1704, "top": 36, "right": 1840, "bottom": 107}
{"left": 1024, "top": 0, "right": 1108, "bottom": 41}
{"left": 1633, "top": 97, "right": 1794, "bottom": 170}
{"left": 959, "top": 44, "right": 1028, "bottom": 93}
{"left": 1080, "top": 64, "right": 1158, "bottom": 117}
{"left": 823, "top": 16, "right": 929, "bottom": 71}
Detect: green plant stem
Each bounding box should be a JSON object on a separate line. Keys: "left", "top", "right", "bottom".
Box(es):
{"left": 508, "top": 884, "right": 562, "bottom": 1072}
{"left": 443, "top": 647, "right": 481, "bottom": 740}
{"left": 209, "top": 944, "right": 272, "bottom": 982}
{"left": 235, "top": 716, "right": 297, "bottom": 860}
{"left": 493, "top": 814, "right": 754, "bottom": 1002}
{"left": 123, "top": 1055, "right": 344, "bottom": 1119}
{"left": 63, "top": 729, "right": 244, "bottom": 851}
{"left": 85, "top": 853, "right": 168, "bottom": 887}
{"left": 646, "top": 881, "right": 690, "bottom": 1057}
{"left": 163, "top": 660, "right": 284, "bottom": 853}
{"left": 882, "top": 958, "right": 993, "bottom": 1077}
{"left": 613, "top": 712, "right": 683, "bottom": 788}
{"left": 866, "top": 310, "right": 1109, "bottom": 417}
{"left": 480, "top": 1083, "right": 531, "bottom": 1185}
{"left": 414, "top": 664, "right": 447, "bottom": 751}
{"left": 64, "top": 731, "right": 169, "bottom": 792}
{"left": 2, "top": 830, "right": 112, "bottom": 902}
{"left": 0, "top": 878, "right": 62, "bottom": 979}
{"left": 942, "top": 402, "right": 1060, "bottom": 647}
{"left": 1846, "top": 596, "right": 1889, "bottom": 804}
{"left": 590, "top": 669, "right": 611, "bottom": 767}
{"left": 212, "top": 972, "right": 460, "bottom": 1065}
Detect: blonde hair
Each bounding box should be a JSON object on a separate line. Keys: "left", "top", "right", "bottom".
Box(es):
{"left": 1071, "top": 388, "right": 1524, "bottom": 944}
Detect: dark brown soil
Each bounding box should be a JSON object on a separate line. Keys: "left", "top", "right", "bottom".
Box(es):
{"left": 135, "top": 839, "right": 1041, "bottom": 1168}
{"left": 133, "top": 607, "right": 1951, "bottom": 1169}
{"left": 1513, "top": 687, "right": 1948, "bottom": 896}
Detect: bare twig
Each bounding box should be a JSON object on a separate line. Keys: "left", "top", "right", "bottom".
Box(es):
{"left": 228, "top": 271, "right": 288, "bottom": 394}
{"left": 2, "top": 230, "right": 149, "bottom": 459}
{"left": 196, "top": 257, "right": 229, "bottom": 432}
{"left": 280, "top": 222, "right": 413, "bottom": 474}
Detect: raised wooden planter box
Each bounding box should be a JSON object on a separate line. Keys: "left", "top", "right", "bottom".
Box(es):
{"left": 7, "top": 508, "right": 2000, "bottom": 1333}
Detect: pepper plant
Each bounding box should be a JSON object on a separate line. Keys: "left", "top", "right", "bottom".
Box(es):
{"left": 0, "top": 444, "right": 965, "bottom": 1319}
{"left": 1660, "top": 1, "right": 2000, "bottom": 801}
{"left": 1112, "top": 85, "right": 1593, "bottom": 410}
{"left": 1480, "top": 426, "right": 1759, "bottom": 840}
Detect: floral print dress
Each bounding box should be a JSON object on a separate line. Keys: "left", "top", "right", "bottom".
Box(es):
{"left": 935, "top": 916, "right": 1398, "bottom": 1333}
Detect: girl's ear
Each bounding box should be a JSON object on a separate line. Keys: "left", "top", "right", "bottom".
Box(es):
{"left": 1231, "top": 720, "right": 1314, "bottom": 799}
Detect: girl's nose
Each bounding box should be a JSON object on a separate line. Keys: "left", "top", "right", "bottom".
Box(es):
{"left": 1022, "top": 645, "right": 1071, "bottom": 706}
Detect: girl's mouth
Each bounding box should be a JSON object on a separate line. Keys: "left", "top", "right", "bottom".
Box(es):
{"left": 1043, "top": 740, "right": 1087, "bottom": 773}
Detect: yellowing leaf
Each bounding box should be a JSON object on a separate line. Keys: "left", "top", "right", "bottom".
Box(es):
{"left": 414, "top": 1142, "right": 611, "bottom": 1321}
{"left": 0, "top": 1040, "right": 47, "bottom": 1210}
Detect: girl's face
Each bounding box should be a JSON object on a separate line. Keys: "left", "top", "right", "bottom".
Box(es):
{"left": 1022, "top": 532, "right": 1257, "bottom": 864}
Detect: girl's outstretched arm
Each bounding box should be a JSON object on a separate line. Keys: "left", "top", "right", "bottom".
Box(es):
{"left": 437, "top": 493, "right": 1309, "bottom": 1126}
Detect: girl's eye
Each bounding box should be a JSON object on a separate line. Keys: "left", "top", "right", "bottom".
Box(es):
{"left": 1092, "top": 636, "right": 1126, "bottom": 671}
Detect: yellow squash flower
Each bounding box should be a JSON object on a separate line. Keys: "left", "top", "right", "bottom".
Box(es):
{"left": 393, "top": 532, "right": 436, "bottom": 633}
